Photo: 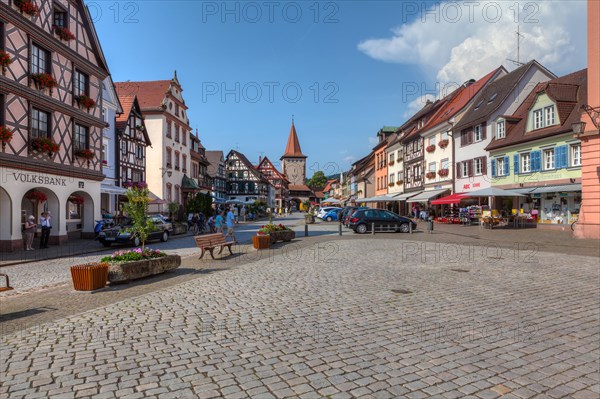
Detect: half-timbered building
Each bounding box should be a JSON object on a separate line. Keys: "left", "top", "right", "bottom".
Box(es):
{"left": 0, "top": 0, "right": 111, "bottom": 250}
{"left": 225, "top": 150, "right": 269, "bottom": 204}
{"left": 114, "top": 88, "right": 150, "bottom": 189}
{"left": 257, "top": 156, "right": 289, "bottom": 209}
{"left": 206, "top": 150, "right": 226, "bottom": 204}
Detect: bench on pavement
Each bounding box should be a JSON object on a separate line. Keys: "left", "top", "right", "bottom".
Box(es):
{"left": 0, "top": 273, "right": 14, "bottom": 292}
{"left": 195, "top": 233, "right": 235, "bottom": 260}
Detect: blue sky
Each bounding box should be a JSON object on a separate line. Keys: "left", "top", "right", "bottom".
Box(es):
{"left": 92, "top": 1, "right": 587, "bottom": 178}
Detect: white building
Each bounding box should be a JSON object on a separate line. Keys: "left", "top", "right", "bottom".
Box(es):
{"left": 100, "top": 77, "right": 124, "bottom": 215}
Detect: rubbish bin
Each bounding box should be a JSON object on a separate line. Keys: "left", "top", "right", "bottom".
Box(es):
{"left": 427, "top": 217, "right": 434, "bottom": 233}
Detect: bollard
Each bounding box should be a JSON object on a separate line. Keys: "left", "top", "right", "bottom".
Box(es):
{"left": 305, "top": 224, "right": 308, "bottom": 237}
{"left": 428, "top": 218, "right": 434, "bottom": 234}
{"left": 409, "top": 221, "right": 413, "bottom": 234}
{"left": 338, "top": 222, "right": 342, "bottom": 236}
{"left": 371, "top": 222, "right": 375, "bottom": 235}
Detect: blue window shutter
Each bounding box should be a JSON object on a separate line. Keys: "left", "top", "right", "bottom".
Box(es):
{"left": 532, "top": 150, "right": 541, "bottom": 172}
{"left": 504, "top": 156, "right": 510, "bottom": 176}
{"left": 514, "top": 154, "right": 519, "bottom": 174}
{"left": 558, "top": 145, "right": 567, "bottom": 168}
{"left": 491, "top": 159, "right": 496, "bottom": 178}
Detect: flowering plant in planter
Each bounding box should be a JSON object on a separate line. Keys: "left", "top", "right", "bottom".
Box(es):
{"left": 68, "top": 194, "right": 85, "bottom": 205}
{"left": 426, "top": 145, "right": 436, "bottom": 153}
{"left": 31, "top": 73, "right": 58, "bottom": 93}
{"left": 74, "top": 148, "right": 95, "bottom": 160}
{"left": 0, "top": 126, "right": 14, "bottom": 147}
{"left": 100, "top": 247, "right": 167, "bottom": 263}
{"left": 26, "top": 190, "right": 48, "bottom": 203}
{"left": 258, "top": 223, "right": 291, "bottom": 235}
{"left": 30, "top": 137, "right": 59, "bottom": 154}
{"left": 388, "top": 160, "right": 395, "bottom": 166}
{"left": 438, "top": 139, "right": 449, "bottom": 149}
{"left": 15, "top": 0, "right": 39, "bottom": 16}
{"left": 0, "top": 50, "right": 13, "bottom": 74}
{"left": 396, "top": 180, "right": 404, "bottom": 185}
{"left": 438, "top": 169, "right": 449, "bottom": 177}
{"left": 123, "top": 181, "right": 148, "bottom": 189}
{"left": 53, "top": 25, "right": 75, "bottom": 41}
{"left": 74, "top": 94, "right": 96, "bottom": 110}
{"left": 388, "top": 182, "right": 395, "bottom": 187}
{"left": 426, "top": 172, "right": 437, "bottom": 179}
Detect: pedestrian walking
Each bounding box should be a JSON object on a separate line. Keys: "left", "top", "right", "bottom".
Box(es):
{"left": 240, "top": 205, "right": 246, "bottom": 223}
{"left": 39, "top": 212, "right": 52, "bottom": 249}
{"left": 225, "top": 207, "right": 236, "bottom": 241}
{"left": 23, "top": 215, "right": 36, "bottom": 251}
{"left": 215, "top": 210, "right": 225, "bottom": 234}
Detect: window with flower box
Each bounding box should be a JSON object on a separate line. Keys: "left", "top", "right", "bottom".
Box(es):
{"left": 74, "top": 124, "right": 88, "bottom": 151}
{"left": 31, "top": 108, "right": 50, "bottom": 139}
{"left": 74, "top": 70, "right": 89, "bottom": 96}
{"left": 31, "top": 43, "right": 50, "bottom": 74}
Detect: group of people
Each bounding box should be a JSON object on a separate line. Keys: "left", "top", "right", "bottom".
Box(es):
{"left": 189, "top": 207, "right": 238, "bottom": 241}
{"left": 412, "top": 205, "right": 435, "bottom": 221}
{"left": 22, "top": 211, "right": 52, "bottom": 251}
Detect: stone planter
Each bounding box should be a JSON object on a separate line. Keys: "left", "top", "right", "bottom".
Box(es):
{"left": 108, "top": 255, "right": 181, "bottom": 284}
{"left": 305, "top": 214, "right": 315, "bottom": 224}
{"left": 172, "top": 223, "right": 188, "bottom": 235}
{"left": 269, "top": 230, "right": 295, "bottom": 244}
{"left": 70, "top": 262, "right": 109, "bottom": 291}
{"left": 253, "top": 235, "right": 271, "bottom": 249}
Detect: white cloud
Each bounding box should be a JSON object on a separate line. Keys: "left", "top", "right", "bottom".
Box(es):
{"left": 403, "top": 94, "right": 436, "bottom": 118}
{"left": 358, "top": 1, "right": 587, "bottom": 86}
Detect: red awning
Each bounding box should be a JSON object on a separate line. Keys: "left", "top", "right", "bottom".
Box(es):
{"left": 431, "top": 193, "right": 467, "bottom": 205}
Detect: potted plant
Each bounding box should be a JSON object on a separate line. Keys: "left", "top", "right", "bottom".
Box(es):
{"left": 253, "top": 232, "right": 271, "bottom": 249}
{"left": 396, "top": 180, "right": 403, "bottom": 186}
{"left": 0, "top": 126, "right": 14, "bottom": 149}
{"left": 101, "top": 248, "right": 180, "bottom": 284}
{"left": 74, "top": 94, "right": 96, "bottom": 110}
{"left": 74, "top": 148, "right": 95, "bottom": 161}
{"left": 70, "top": 262, "right": 109, "bottom": 291}
{"left": 30, "top": 137, "right": 59, "bottom": 156}
{"left": 31, "top": 73, "right": 58, "bottom": 94}
{"left": 426, "top": 145, "right": 436, "bottom": 153}
{"left": 426, "top": 172, "right": 436, "bottom": 179}
{"left": 438, "top": 139, "right": 449, "bottom": 149}
{"left": 388, "top": 182, "right": 395, "bottom": 187}
{"left": 259, "top": 223, "right": 295, "bottom": 244}
{"left": 388, "top": 160, "right": 395, "bottom": 166}
{"left": 53, "top": 25, "right": 75, "bottom": 41}
{"left": 14, "top": 0, "right": 39, "bottom": 16}
{"left": 26, "top": 190, "right": 47, "bottom": 203}
{"left": 438, "top": 169, "right": 449, "bottom": 177}
{"left": 0, "top": 50, "right": 13, "bottom": 75}
{"left": 68, "top": 194, "right": 85, "bottom": 205}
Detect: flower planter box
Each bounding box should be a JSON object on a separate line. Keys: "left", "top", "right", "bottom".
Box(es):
{"left": 172, "top": 223, "right": 188, "bottom": 235}
{"left": 107, "top": 255, "right": 181, "bottom": 283}
{"left": 269, "top": 230, "right": 295, "bottom": 244}
{"left": 253, "top": 234, "right": 271, "bottom": 249}
{"left": 70, "top": 262, "right": 108, "bottom": 291}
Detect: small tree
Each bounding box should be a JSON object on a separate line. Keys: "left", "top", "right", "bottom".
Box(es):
{"left": 124, "top": 186, "right": 154, "bottom": 251}
{"left": 168, "top": 202, "right": 180, "bottom": 221}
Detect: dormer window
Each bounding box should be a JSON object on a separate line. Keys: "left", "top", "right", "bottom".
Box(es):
{"left": 533, "top": 105, "right": 556, "bottom": 130}
{"left": 545, "top": 106, "right": 555, "bottom": 126}
{"left": 487, "top": 92, "right": 498, "bottom": 103}
{"left": 496, "top": 120, "right": 506, "bottom": 139}
{"left": 474, "top": 100, "right": 483, "bottom": 110}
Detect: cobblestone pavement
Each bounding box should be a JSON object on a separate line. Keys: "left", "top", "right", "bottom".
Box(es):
{"left": 1, "top": 238, "right": 599, "bottom": 398}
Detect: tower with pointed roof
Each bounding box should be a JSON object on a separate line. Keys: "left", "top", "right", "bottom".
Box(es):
{"left": 280, "top": 120, "right": 307, "bottom": 186}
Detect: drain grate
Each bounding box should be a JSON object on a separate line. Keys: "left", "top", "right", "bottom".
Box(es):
{"left": 391, "top": 289, "right": 413, "bottom": 295}
{"left": 450, "top": 268, "right": 470, "bottom": 273}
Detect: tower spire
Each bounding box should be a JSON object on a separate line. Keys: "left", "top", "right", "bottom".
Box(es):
{"left": 281, "top": 119, "right": 306, "bottom": 159}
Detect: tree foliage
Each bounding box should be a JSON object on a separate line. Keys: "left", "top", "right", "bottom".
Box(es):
{"left": 124, "top": 187, "right": 154, "bottom": 251}
{"left": 186, "top": 193, "right": 214, "bottom": 216}
{"left": 307, "top": 171, "right": 327, "bottom": 188}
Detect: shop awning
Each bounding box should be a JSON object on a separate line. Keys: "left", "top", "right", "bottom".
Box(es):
{"left": 357, "top": 195, "right": 398, "bottom": 203}
{"left": 507, "top": 188, "right": 534, "bottom": 194}
{"left": 528, "top": 184, "right": 581, "bottom": 194}
{"left": 101, "top": 183, "right": 128, "bottom": 195}
{"left": 406, "top": 188, "right": 449, "bottom": 203}
{"left": 431, "top": 193, "right": 467, "bottom": 205}
{"left": 181, "top": 175, "right": 200, "bottom": 190}
{"left": 393, "top": 192, "right": 420, "bottom": 201}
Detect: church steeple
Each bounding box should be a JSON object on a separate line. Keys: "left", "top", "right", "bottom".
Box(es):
{"left": 281, "top": 119, "right": 306, "bottom": 159}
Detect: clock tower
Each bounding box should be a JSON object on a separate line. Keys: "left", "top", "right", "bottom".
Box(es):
{"left": 280, "top": 120, "right": 307, "bottom": 186}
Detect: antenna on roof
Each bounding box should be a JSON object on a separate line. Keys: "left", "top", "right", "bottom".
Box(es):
{"left": 507, "top": 24, "right": 525, "bottom": 67}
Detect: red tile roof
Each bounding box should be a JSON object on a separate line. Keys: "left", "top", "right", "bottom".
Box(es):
{"left": 288, "top": 184, "right": 313, "bottom": 192}
{"left": 114, "top": 80, "right": 172, "bottom": 111}
{"left": 282, "top": 122, "right": 306, "bottom": 158}
{"left": 114, "top": 86, "right": 135, "bottom": 131}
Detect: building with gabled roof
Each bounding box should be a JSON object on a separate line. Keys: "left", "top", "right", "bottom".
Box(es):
{"left": 206, "top": 150, "right": 227, "bottom": 204}
{"left": 257, "top": 156, "right": 289, "bottom": 208}
{"left": 226, "top": 150, "right": 270, "bottom": 204}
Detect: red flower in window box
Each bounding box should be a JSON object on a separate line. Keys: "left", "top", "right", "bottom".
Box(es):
{"left": 438, "top": 139, "right": 449, "bottom": 149}
{"left": 53, "top": 25, "right": 75, "bottom": 41}
{"left": 14, "top": 0, "right": 39, "bottom": 16}
{"left": 69, "top": 194, "right": 85, "bottom": 205}
{"left": 438, "top": 169, "right": 449, "bottom": 177}
{"left": 426, "top": 145, "right": 436, "bottom": 153}
{"left": 102, "top": 159, "right": 108, "bottom": 165}
{"left": 426, "top": 172, "right": 436, "bottom": 179}
{"left": 396, "top": 180, "right": 403, "bottom": 185}
{"left": 0, "top": 50, "right": 13, "bottom": 74}
{"left": 26, "top": 190, "right": 48, "bottom": 203}
{"left": 30, "top": 137, "right": 59, "bottom": 155}
{"left": 0, "top": 126, "right": 14, "bottom": 148}
{"left": 31, "top": 73, "right": 58, "bottom": 94}
{"left": 74, "top": 95, "right": 96, "bottom": 110}
{"left": 75, "top": 148, "right": 95, "bottom": 161}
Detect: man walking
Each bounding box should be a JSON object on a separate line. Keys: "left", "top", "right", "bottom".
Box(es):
{"left": 39, "top": 211, "right": 51, "bottom": 249}
{"left": 225, "top": 207, "right": 236, "bottom": 242}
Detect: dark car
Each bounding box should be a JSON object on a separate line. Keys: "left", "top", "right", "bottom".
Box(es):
{"left": 348, "top": 208, "right": 417, "bottom": 234}
{"left": 97, "top": 216, "right": 173, "bottom": 247}
{"left": 340, "top": 206, "right": 368, "bottom": 226}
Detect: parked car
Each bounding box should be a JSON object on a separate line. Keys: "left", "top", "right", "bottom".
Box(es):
{"left": 348, "top": 208, "right": 417, "bottom": 234}
{"left": 340, "top": 206, "right": 368, "bottom": 226}
{"left": 322, "top": 208, "right": 342, "bottom": 222}
{"left": 317, "top": 206, "right": 340, "bottom": 219}
{"left": 97, "top": 216, "right": 173, "bottom": 247}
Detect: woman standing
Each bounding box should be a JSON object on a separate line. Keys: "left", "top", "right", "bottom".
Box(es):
{"left": 23, "top": 215, "right": 36, "bottom": 251}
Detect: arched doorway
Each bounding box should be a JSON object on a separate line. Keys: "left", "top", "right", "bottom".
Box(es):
{"left": 22, "top": 188, "right": 60, "bottom": 245}
{"left": 289, "top": 198, "right": 301, "bottom": 211}
{"left": 0, "top": 187, "right": 12, "bottom": 249}
{"left": 66, "top": 191, "right": 95, "bottom": 238}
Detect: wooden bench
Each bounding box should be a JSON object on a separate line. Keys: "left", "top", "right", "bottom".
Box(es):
{"left": 0, "top": 273, "right": 14, "bottom": 292}
{"left": 194, "top": 233, "right": 235, "bottom": 259}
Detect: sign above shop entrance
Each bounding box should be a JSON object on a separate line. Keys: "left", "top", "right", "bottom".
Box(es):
{"left": 9, "top": 171, "right": 67, "bottom": 186}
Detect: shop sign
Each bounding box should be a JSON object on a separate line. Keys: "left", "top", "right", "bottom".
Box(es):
{"left": 559, "top": 192, "right": 568, "bottom": 197}
{"left": 9, "top": 171, "right": 67, "bottom": 186}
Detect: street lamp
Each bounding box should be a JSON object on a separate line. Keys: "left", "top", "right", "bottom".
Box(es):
{"left": 581, "top": 104, "right": 600, "bottom": 130}
{"left": 571, "top": 121, "right": 586, "bottom": 135}
{"left": 161, "top": 168, "right": 172, "bottom": 178}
